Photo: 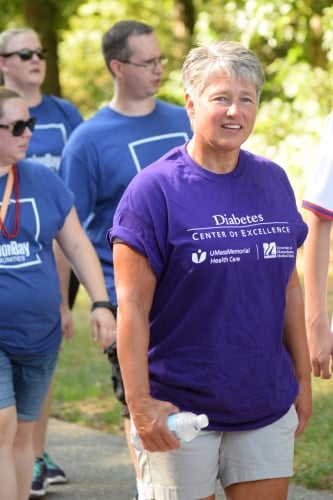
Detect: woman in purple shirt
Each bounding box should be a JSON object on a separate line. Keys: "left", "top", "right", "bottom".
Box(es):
{"left": 108, "top": 41, "right": 312, "bottom": 500}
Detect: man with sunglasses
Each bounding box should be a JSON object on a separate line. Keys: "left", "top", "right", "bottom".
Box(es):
{"left": 0, "top": 27, "right": 83, "bottom": 499}
{"left": 58, "top": 20, "right": 192, "bottom": 500}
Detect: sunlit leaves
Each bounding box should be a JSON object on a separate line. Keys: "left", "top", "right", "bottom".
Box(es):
{"left": 2, "top": 0, "right": 333, "bottom": 200}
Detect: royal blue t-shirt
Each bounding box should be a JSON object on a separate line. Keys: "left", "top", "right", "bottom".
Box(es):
{"left": 27, "top": 94, "right": 83, "bottom": 173}
{"left": 59, "top": 100, "right": 192, "bottom": 302}
{"left": 108, "top": 145, "right": 308, "bottom": 431}
{"left": 0, "top": 161, "right": 74, "bottom": 355}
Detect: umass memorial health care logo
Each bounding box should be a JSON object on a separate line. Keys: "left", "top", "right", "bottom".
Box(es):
{"left": 192, "top": 249, "right": 207, "bottom": 264}
{"left": 192, "top": 243, "right": 293, "bottom": 264}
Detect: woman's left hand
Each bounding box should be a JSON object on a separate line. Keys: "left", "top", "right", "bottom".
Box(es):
{"left": 91, "top": 308, "right": 117, "bottom": 349}
{"left": 294, "top": 380, "right": 312, "bottom": 436}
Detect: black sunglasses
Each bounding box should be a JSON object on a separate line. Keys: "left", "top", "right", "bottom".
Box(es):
{"left": 0, "top": 117, "right": 36, "bottom": 136}
{"left": 0, "top": 48, "right": 48, "bottom": 61}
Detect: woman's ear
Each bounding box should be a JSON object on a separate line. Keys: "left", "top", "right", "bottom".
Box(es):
{"left": 185, "top": 93, "right": 195, "bottom": 119}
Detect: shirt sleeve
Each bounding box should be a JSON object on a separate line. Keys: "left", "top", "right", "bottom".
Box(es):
{"left": 107, "top": 171, "right": 167, "bottom": 279}
{"left": 302, "top": 113, "right": 333, "bottom": 218}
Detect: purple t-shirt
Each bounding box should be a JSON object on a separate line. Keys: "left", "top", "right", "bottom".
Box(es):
{"left": 108, "top": 145, "right": 308, "bottom": 431}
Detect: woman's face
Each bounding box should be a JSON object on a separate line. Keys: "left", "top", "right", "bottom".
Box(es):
{"left": 186, "top": 72, "right": 258, "bottom": 156}
{"left": 0, "top": 31, "right": 46, "bottom": 89}
{"left": 0, "top": 97, "right": 32, "bottom": 167}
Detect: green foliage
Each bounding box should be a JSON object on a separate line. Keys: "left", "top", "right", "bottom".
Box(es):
{"left": 53, "top": 288, "right": 112, "bottom": 400}
{"left": 246, "top": 59, "right": 331, "bottom": 202}
{"left": 294, "top": 376, "right": 333, "bottom": 490}
{"left": 53, "top": 0, "right": 333, "bottom": 204}
{"left": 58, "top": 0, "right": 188, "bottom": 116}
{"left": 52, "top": 287, "right": 122, "bottom": 432}
{"left": 1, "top": 0, "right": 333, "bottom": 202}
{"left": 0, "top": 0, "right": 24, "bottom": 30}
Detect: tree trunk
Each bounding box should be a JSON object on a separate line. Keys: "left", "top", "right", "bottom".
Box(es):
{"left": 22, "top": 0, "right": 61, "bottom": 96}
{"left": 175, "top": 0, "right": 196, "bottom": 37}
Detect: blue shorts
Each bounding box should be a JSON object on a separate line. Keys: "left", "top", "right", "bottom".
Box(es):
{"left": 0, "top": 348, "right": 59, "bottom": 421}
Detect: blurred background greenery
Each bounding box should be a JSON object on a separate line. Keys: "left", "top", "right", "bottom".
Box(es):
{"left": 2, "top": 0, "right": 333, "bottom": 492}
{"left": 1, "top": 0, "right": 333, "bottom": 202}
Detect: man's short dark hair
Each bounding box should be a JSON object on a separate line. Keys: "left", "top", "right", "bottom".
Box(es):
{"left": 102, "top": 20, "right": 154, "bottom": 72}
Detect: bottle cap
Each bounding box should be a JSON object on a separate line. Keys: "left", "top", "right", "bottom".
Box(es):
{"left": 197, "top": 414, "right": 209, "bottom": 429}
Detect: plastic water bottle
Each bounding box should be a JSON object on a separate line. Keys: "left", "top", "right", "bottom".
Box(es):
{"left": 130, "top": 411, "right": 209, "bottom": 450}
{"left": 168, "top": 412, "right": 209, "bottom": 441}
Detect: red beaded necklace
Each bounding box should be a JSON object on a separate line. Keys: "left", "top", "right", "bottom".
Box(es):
{"left": 0, "top": 164, "right": 20, "bottom": 239}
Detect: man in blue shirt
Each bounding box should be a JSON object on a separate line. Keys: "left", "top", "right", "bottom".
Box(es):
{"left": 59, "top": 20, "right": 192, "bottom": 499}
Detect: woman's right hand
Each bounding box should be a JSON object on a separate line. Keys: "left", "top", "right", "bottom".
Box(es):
{"left": 130, "top": 396, "right": 180, "bottom": 452}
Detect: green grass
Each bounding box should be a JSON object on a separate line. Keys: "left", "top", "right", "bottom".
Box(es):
{"left": 51, "top": 286, "right": 123, "bottom": 435}
{"left": 292, "top": 273, "right": 333, "bottom": 490}
{"left": 291, "top": 266, "right": 333, "bottom": 490}
{"left": 294, "top": 377, "right": 333, "bottom": 490}
{"left": 52, "top": 283, "right": 333, "bottom": 491}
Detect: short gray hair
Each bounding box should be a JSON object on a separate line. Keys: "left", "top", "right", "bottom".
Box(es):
{"left": 182, "top": 41, "right": 265, "bottom": 101}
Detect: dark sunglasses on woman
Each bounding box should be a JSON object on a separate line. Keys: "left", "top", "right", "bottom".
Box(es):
{"left": 0, "top": 48, "right": 47, "bottom": 61}
{"left": 0, "top": 117, "right": 37, "bottom": 137}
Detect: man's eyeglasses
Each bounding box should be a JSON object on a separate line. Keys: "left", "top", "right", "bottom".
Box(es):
{"left": 0, "top": 117, "right": 36, "bottom": 137}
{"left": 0, "top": 48, "right": 48, "bottom": 61}
{"left": 117, "top": 56, "right": 168, "bottom": 69}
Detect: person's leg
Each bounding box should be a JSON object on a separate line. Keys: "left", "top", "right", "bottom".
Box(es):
{"left": 225, "top": 477, "right": 289, "bottom": 500}
{"left": 0, "top": 405, "right": 18, "bottom": 500}
{"left": 14, "top": 419, "right": 36, "bottom": 500}
{"left": 0, "top": 349, "right": 19, "bottom": 500}
{"left": 220, "top": 406, "right": 298, "bottom": 500}
{"left": 33, "top": 378, "right": 54, "bottom": 458}
{"left": 32, "top": 271, "right": 79, "bottom": 487}
{"left": 15, "top": 349, "right": 59, "bottom": 497}
{"left": 32, "top": 377, "right": 66, "bottom": 488}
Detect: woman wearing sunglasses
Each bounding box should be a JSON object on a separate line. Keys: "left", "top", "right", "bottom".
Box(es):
{"left": 0, "top": 28, "right": 83, "bottom": 174}
{"left": 0, "top": 27, "right": 83, "bottom": 495}
{"left": 0, "top": 87, "right": 116, "bottom": 500}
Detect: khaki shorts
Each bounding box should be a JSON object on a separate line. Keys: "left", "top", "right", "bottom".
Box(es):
{"left": 137, "top": 405, "right": 298, "bottom": 500}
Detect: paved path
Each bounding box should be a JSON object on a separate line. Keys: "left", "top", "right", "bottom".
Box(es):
{"left": 45, "top": 418, "right": 333, "bottom": 499}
